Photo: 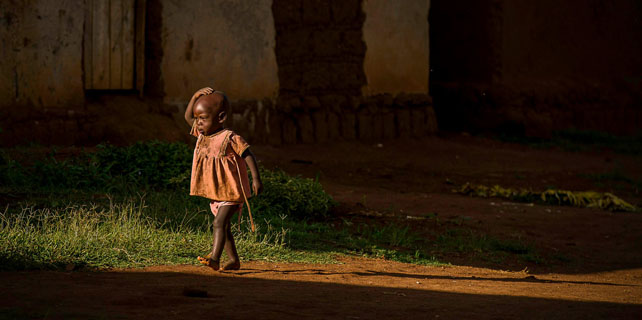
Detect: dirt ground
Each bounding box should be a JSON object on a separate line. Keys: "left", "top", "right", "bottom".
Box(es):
{"left": 2, "top": 135, "right": 642, "bottom": 319}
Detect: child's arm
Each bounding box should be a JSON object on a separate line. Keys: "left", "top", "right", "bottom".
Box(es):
{"left": 184, "top": 87, "right": 214, "bottom": 125}
{"left": 242, "top": 149, "right": 263, "bottom": 195}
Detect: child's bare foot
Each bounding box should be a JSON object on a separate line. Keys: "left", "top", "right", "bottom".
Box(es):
{"left": 221, "top": 260, "right": 240, "bottom": 271}
{"left": 197, "top": 255, "right": 220, "bottom": 271}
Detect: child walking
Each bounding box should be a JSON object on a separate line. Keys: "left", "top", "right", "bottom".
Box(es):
{"left": 185, "top": 87, "right": 263, "bottom": 271}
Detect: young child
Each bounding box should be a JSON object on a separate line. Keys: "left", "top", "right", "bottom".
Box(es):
{"left": 184, "top": 87, "right": 263, "bottom": 271}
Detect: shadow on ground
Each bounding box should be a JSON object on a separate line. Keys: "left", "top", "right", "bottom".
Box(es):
{"left": 1, "top": 268, "right": 640, "bottom": 319}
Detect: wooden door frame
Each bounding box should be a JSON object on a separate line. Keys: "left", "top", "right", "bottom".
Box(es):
{"left": 83, "top": 0, "right": 145, "bottom": 95}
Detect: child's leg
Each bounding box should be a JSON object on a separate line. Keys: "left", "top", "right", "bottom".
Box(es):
{"left": 208, "top": 205, "right": 238, "bottom": 267}
{"left": 221, "top": 220, "right": 241, "bottom": 270}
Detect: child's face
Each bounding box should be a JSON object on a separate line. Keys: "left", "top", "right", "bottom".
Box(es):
{"left": 193, "top": 93, "right": 226, "bottom": 135}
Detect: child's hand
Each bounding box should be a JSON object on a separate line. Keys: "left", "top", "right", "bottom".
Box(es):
{"left": 185, "top": 87, "right": 214, "bottom": 125}
{"left": 193, "top": 87, "right": 213, "bottom": 99}
{"left": 252, "top": 180, "right": 263, "bottom": 196}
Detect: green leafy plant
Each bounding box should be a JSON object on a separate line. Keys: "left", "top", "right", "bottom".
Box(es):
{"left": 248, "top": 168, "right": 336, "bottom": 220}
{"left": 93, "top": 141, "right": 193, "bottom": 188}
{"left": 1, "top": 141, "right": 194, "bottom": 192}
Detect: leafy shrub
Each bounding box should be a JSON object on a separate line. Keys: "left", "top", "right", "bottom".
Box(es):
{"left": 93, "top": 141, "right": 192, "bottom": 188}
{"left": 1, "top": 141, "right": 193, "bottom": 191}
{"left": 0, "top": 150, "right": 27, "bottom": 187}
{"left": 248, "top": 168, "right": 336, "bottom": 220}
{"left": 30, "top": 154, "right": 109, "bottom": 190}
{"left": 2, "top": 141, "right": 335, "bottom": 220}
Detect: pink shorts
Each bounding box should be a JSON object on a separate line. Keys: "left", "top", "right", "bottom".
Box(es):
{"left": 209, "top": 201, "right": 243, "bottom": 217}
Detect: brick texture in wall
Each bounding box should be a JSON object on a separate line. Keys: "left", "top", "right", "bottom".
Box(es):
{"left": 272, "top": 0, "right": 366, "bottom": 98}
{"left": 228, "top": 93, "right": 438, "bottom": 145}
{"left": 251, "top": 0, "right": 437, "bottom": 145}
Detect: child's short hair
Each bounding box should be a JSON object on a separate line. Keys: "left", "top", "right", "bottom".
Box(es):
{"left": 213, "top": 90, "right": 230, "bottom": 114}
{"left": 194, "top": 90, "right": 230, "bottom": 116}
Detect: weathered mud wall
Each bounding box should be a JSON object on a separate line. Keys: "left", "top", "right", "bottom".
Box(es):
{"left": 272, "top": 0, "right": 365, "bottom": 98}
{"left": 362, "top": 0, "right": 430, "bottom": 95}
{"left": 248, "top": 0, "right": 435, "bottom": 145}
{"left": 430, "top": 0, "right": 642, "bottom": 136}
{"left": 0, "top": 0, "right": 89, "bottom": 145}
{"left": 1, "top": 0, "right": 438, "bottom": 146}
{"left": 0, "top": 0, "right": 85, "bottom": 109}
{"left": 144, "top": 0, "right": 164, "bottom": 99}
{"left": 160, "top": 0, "right": 278, "bottom": 105}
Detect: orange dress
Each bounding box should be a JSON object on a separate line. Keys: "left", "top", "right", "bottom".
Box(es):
{"left": 190, "top": 126, "right": 251, "bottom": 203}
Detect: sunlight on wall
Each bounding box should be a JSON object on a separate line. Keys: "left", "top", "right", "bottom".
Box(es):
{"left": 362, "top": 0, "right": 430, "bottom": 96}
{"left": 161, "top": 0, "right": 279, "bottom": 104}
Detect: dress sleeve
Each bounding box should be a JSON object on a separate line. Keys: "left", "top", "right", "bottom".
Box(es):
{"left": 229, "top": 132, "right": 250, "bottom": 156}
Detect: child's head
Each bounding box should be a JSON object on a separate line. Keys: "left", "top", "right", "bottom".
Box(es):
{"left": 193, "top": 91, "right": 230, "bottom": 135}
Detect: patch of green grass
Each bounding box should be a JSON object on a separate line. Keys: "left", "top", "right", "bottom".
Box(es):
{"left": 268, "top": 211, "right": 541, "bottom": 267}
{"left": 358, "top": 224, "right": 420, "bottom": 248}
{"left": 1, "top": 200, "right": 202, "bottom": 269}
{"left": 0, "top": 194, "right": 340, "bottom": 270}
{"left": 435, "top": 228, "right": 542, "bottom": 264}
{"left": 0, "top": 189, "right": 544, "bottom": 269}
{"left": 0, "top": 140, "right": 339, "bottom": 269}
{"left": 0, "top": 142, "right": 545, "bottom": 270}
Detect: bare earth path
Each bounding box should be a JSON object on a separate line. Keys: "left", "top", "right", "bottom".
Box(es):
{"left": 2, "top": 136, "right": 642, "bottom": 319}
{"left": 1, "top": 259, "right": 641, "bottom": 319}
